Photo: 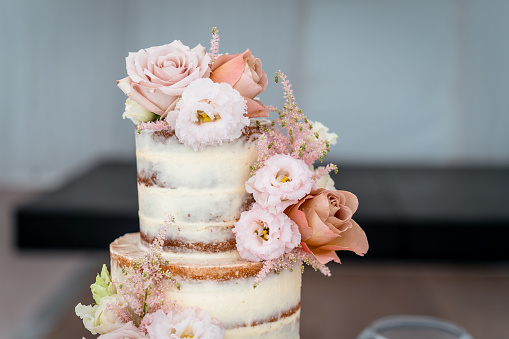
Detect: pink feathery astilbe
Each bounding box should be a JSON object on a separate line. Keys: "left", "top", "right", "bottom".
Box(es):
{"left": 312, "top": 163, "right": 338, "bottom": 182}
{"left": 253, "top": 247, "right": 331, "bottom": 288}
{"left": 136, "top": 120, "right": 171, "bottom": 133}
{"left": 209, "top": 27, "right": 220, "bottom": 64}
{"left": 252, "top": 71, "right": 338, "bottom": 178}
{"left": 114, "top": 216, "right": 180, "bottom": 325}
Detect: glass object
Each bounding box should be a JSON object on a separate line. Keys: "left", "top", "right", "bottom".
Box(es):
{"left": 357, "top": 315, "right": 474, "bottom": 339}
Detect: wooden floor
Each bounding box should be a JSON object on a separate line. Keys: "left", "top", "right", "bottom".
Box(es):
{"left": 3, "top": 190, "right": 509, "bottom": 338}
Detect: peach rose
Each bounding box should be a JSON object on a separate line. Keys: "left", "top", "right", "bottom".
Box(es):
{"left": 210, "top": 49, "right": 268, "bottom": 118}
{"left": 285, "top": 189, "right": 368, "bottom": 264}
{"left": 117, "top": 40, "right": 211, "bottom": 115}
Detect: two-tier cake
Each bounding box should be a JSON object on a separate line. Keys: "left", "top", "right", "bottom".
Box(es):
{"left": 76, "top": 28, "right": 368, "bottom": 339}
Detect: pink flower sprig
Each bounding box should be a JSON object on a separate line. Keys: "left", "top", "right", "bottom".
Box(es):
{"left": 312, "top": 163, "right": 339, "bottom": 181}
{"left": 252, "top": 71, "right": 333, "bottom": 175}
{"left": 209, "top": 27, "right": 220, "bottom": 65}
{"left": 115, "top": 216, "right": 179, "bottom": 324}
{"left": 253, "top": 247, "right": 331, "bottom": 287}
{"left": 136, "top": 120, "right": 171, "bottom": 134}
{"left": 138, "top": 302, "right": 179, "bottom": 334}
{"left": 108, "top": 302, "right": 134, "bottom": 325}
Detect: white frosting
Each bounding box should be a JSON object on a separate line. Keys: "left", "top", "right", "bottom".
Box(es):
{"left": 164, "top": 267, "right": 301, "bottom": 328}
{"left": 112, "top": 121, "right": 303, "bottom": 337}
{"left": 136, "top": 128, "right": 258, "bottom": 251}
{"left": 225, "top": 310, "right": 300, "bottom": 339}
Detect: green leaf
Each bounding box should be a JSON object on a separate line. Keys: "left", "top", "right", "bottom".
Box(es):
{"left": 90, "top": 264, "right": 116, "bottom": 304}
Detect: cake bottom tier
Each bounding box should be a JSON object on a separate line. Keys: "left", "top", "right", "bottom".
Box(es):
{"left": 110, "top": 233, "right": 302, "bottom": 339}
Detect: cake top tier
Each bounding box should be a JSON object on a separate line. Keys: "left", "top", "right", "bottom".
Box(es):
{"left": 116, "top": 27, "right": 368, "bottom": 269}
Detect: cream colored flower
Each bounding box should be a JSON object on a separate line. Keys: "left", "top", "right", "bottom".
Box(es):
{"left": 313, "top": 166, "right": 336, "bottom": 190}
{"left": 309, "top": 120, "right": 338, "bottom": 145}
{"left": 75, "top": 294, "right": 128, "bottom": 335}
{"left": 122, "top": 99, "right": 158, "bottom": 125}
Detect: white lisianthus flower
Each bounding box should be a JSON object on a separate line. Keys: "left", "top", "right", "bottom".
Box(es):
{"left": 309, "top": 120, "right": 338, "bottom": 145}
{"left": 311, "top": 166, "right": 336, "bottom": 190}
{"left": 233, "top": 203, "right": 300, "bottom": 262}
{"left": 75, "top": 294, "right": 128, "bottom": 335}
{"left": 174, "top": 78, "right": 249, "bottom": 151}
{"left": 97, "top": 322, "right": 146, "bottom": 339}
{"left": 122, "top": 98, "right": 158, "bottom": 125}
{"left": 146, "top": 308, "right": 225, "bottom": 339}
{"left": 246, "top": 154, "right": 315, "bottom": 214}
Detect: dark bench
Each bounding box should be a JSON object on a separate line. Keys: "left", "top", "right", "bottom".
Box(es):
{"left": 16, "top": 161, "right": 509, "bottom": 261}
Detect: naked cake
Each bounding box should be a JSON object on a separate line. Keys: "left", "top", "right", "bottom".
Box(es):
{"left": 76, "top": 28, "right": 368, "bottom": 339}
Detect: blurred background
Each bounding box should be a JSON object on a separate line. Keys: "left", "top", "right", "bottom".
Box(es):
{"left": 1, "top": 0, "right": 508, "bottom": 338}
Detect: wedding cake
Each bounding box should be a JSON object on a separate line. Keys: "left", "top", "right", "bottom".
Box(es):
{"left": 76, "top": 28, "right": 368, "bottom": 339}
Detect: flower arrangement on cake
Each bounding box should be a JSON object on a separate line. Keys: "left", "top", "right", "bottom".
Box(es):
{"left": 76, "top": 27, "right": 368, "bottom": 338}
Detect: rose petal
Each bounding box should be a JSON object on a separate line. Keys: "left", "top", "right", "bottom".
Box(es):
{"left": 325, "top": 216, "right": 351, "bottom": 233}
{"left": 210, "top": 53, "right": 238, "bottom": 69}
{"left": 304, "top": 208, "right": 340, "bottom": 246}
{"left": 117, "top": 77, "right": 167, "bottom": 114}
{"left": 245, "top": 97, "right": 268, "bottom": 118}
{"left": 131, "top": 83, "right": 177, "bottom": 114}
{"left": 306, "top": 245, "right": 341, "bottom": 264}
{"left": 210, "top": 51, "right": 247, "bottom": 86}
{"left": 326, "top": 220, "right": 369, "bottom": 256}
{"left": 335, "top": 205, "right": 353, "bottom": 222}
{"left": 337, "top": 190, "right": 359, "bottom": 214}
{"left": 300, "top": 193, "right": 330, "bottom": 221}
{"left": 234, "top": 73, "right": 264, "bottom": 98}
{"left": 286, "top": 203, "right": 311, "bottom": 240}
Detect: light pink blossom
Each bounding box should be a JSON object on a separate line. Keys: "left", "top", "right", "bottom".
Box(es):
{"left": 117, "top": 40, "right": 211, "bottom": 115}
{"left": 145, "top": 308, "right": 224, "bottom": 339}
{"left": 97, "top": 322, "right": 146, "bottom": 339}
{"left": 246, "top": 154, "right": 315, "bottom": 213}
{"left": 233, "top": 203, "right": 300, "bottom": 262}
{"left": 114, "top": 217, "right": 179, "bottom": 321}
{"left": 174, "top": 78, "right": 249, "bottom": 151}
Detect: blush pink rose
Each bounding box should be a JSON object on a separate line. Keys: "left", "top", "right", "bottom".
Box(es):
{"left": 117, "top": 40, "right": 211, "bottom": 115}
{"left": 285, "top": 189, "right": 368, "bottom": 264}
{"left": 233, "top": 203, "right": 300, "bottom": 262}
{"left": 210, "top": 49, "right": 268, "bottom": 118}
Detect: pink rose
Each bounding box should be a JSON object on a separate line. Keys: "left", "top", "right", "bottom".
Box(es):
{"left": 210, "top": 49, "right": 268, "bottom": 118}
{"left": 233, "top": 203, "right": 300, "bottom": 262}
{"left": 285, "top": 189, "right": 368, "bottom": 264}
{"left": 246, "top": 154, "right": 315, "bottom": 214}
{"left": 117, "top": 40, "right": 211, "bottom": 115}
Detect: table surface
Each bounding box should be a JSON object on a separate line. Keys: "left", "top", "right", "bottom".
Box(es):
{"left": 16, "top": 161, "right": 509, "bottom": 260}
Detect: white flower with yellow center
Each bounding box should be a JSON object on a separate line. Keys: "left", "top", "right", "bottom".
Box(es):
{"left": 174, "top": 78, "right": 249, "bottom": 151}
{"left": 246, "top": 154, "right": 315, "bottom": 214}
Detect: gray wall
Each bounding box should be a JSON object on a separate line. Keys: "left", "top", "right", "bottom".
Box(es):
{"left": 1, "top": 0, "right": 508, "bottom": 188}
